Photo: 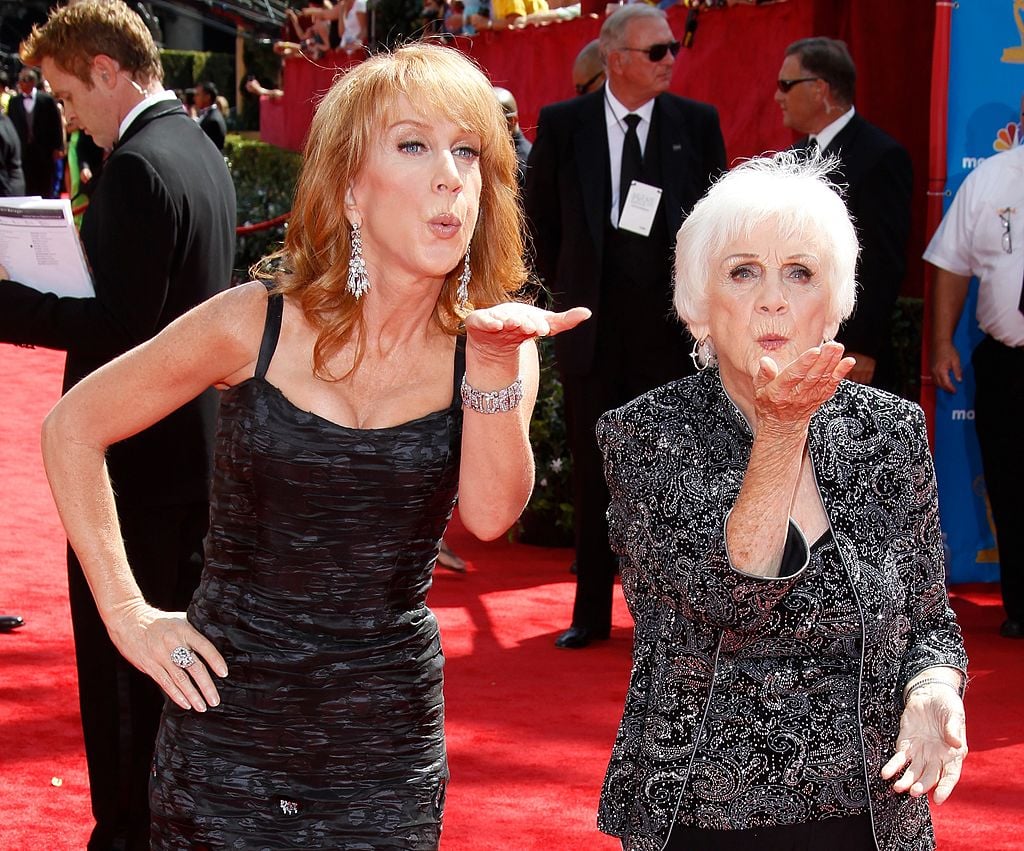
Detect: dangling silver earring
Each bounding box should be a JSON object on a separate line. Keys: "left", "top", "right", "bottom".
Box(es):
{"left": 689, "top": 336, "right": 716, "bottom": 372}
{"left": 347, "top": 222, "right": 369, "bottom": 299}
{"left": 457, "top": 241, "right": 472, "bottom": 307}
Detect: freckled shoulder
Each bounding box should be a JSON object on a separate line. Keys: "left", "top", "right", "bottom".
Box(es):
{"left": 195, "top": 281, "right": 275, "bottom": 387}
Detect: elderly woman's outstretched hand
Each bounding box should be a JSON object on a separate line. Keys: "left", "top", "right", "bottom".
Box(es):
{"left": 465, "top": 303, "right": 591, "bottom": 361}
{"left": 753, "top": 342, "right": 856, "bottom": 426}
{"left": 881, "top": 687, "right": 968, "bottom": 804}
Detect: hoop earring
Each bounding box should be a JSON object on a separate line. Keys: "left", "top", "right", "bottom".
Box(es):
{"left": 689, "top": 336, "right": 716, "bottom": 372}
{"left": 346, "top": 222, "right": 370, "bottom": 299}
{"left": 457, "top": 241, "right": 472, "bottom": 307}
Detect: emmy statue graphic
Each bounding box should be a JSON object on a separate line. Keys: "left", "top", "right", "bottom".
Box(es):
{"left": 1003, "top": 0, "right": 1024, "bottom": 62}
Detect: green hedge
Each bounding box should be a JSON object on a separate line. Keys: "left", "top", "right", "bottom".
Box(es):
{"left": 160, "top": 49, "right": 234, "bottom": 108}
{"left": 224, "top": 135, "right": 301, "bottom": 283}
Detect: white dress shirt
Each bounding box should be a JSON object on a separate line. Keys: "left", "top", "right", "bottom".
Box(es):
{"left": 811, "top": 105, "right": 855, "bottom": 152}
{"left": 924, "top": 144, "right": 1024, "bottom": 347}
{"left": 604, "top": 86, "right": 655, "bottom": 228}
{"left": 20, "top": 87, "right": 37, "bottom": 116}
{"left": 118, "top": 89, "right": 181, "bottom": 142}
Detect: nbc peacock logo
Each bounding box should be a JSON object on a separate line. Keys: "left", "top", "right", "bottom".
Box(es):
{"left": 993, "top": 121, "right": 1022, "bottom": 151}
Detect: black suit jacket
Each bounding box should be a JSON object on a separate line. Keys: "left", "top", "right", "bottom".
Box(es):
{"left": 0, "top": 112, "right": 25, "bottom": 196}
{"left": 0, "top": 101, "right": 236, "bottom": 505}
{"left": 198, "top": 105, "right": 227, "bottom": 151}
{"left": 7, "top": 90, "right": 64, "bottom": 195}
{"left": 525, "top": 88, "right": 725, "bottom": 375}
{"left": 802, "top": 113, "right": 912, "bottom": 365}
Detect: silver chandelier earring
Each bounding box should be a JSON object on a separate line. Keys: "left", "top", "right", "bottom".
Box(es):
{"left": 457, "top": 241, "right": 472, "bottom": 306}
{"left": 346, "top": 222, "right": 370, "bottom": 299}
{"left": 689, "top": 336, "right": 717, "bottom": 372}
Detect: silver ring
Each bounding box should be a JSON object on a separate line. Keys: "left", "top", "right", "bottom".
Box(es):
{"left": 170, "top": 646, "right": 196, "bottom": 669}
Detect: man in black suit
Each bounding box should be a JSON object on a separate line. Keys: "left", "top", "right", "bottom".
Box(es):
{"left": 7, "top": 67, "right": 64, "bottom": 197}
{"left": 526, "top": 4, "right": 725, "bottom": 649}
{"left": 194, "top": 79, "right": 227, "bottom": 150}
{"left": 0, "top": 2, "right": 235, "bottom": 846}
{"left": 775, "top": 37, "right": 912, "bottom": 390}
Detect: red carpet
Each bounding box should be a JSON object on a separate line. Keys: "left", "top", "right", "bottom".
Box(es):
{"left": 1, "top": 342, "right": 1022, "bottom": 850}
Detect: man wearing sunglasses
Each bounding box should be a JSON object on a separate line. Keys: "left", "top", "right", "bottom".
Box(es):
{"left": 572, "top": 39, "right": 605, "bottom": 97}
{"left": 526, "top": 4, "right": 724, "bottom": 650}
{"left": 775, "top": 36, "right": 912, "bottom": 392}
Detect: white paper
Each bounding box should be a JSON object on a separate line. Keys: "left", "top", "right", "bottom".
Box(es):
{"left": 0, "top": 196, "right": 94, "bottom": 297}
{"left": 618, "top": 181, "right": 663, "bottom": 237}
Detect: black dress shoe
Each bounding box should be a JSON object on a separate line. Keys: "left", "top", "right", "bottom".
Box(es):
{"left": 1000, "top": 618, "right": 1024, "bottom": 639}
{"left": 554, "top": 625, "right": 610, "bottom": 649}
{"left": 0, "top": 615, "right": 25, "bottom": 632}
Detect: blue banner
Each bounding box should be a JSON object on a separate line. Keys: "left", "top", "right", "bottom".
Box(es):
{"left": 936, "top": 0, "right": 1023, "bottom": 582}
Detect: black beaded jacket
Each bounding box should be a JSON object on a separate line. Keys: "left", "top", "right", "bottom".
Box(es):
{"left": 595, "top": 369, "right": 967, "bottom": 851}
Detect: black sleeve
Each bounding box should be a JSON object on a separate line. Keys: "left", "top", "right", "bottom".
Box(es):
{"left": 0, "top": 150, "right": 177, "bottom": 355}
{"left": 839, "top": 145, "right": 913, "bottom": 357}
{"left": 523, "top": 108, "right": 561, "bottom": 292}
{"left": 699, "top": 104, "right": 727, "bottom": 194}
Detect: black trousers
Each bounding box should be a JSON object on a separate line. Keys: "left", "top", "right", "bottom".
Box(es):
{"left": 68, "top": 500, "right": 208, "bottom": 851}
{"left": 562, "top": 300, "right": 693, "bottom": 634}
{"left": 562, "top": 369, "right": 647, "bottom": 634}
{"left": 23, "top": 146, "right": 60, "bottom": 199}
{"left": 972, "top": 336, "right": 1024, "bottom": 622}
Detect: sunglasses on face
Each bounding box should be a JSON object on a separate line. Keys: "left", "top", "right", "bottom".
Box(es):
{"left": 776, "top": 77, "right": 820, "bottom": 93}
{"left": 575, "top": 71, "right": 604, "bottom": 96}
{"left": 620, "top": 41, "right": 682, "bottom": 62}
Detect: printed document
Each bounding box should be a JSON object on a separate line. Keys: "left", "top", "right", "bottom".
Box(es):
{"left": 0, "top": 197, "right": 94, "bottom": 297}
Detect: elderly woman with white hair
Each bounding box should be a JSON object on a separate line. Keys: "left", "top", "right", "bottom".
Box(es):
{"left": 595, "top": 151, "right": 967, "bottom": 851}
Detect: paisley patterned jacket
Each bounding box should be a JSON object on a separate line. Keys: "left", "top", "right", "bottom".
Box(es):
{"left": 595, "top": 369, "right": 967, "bottom": 851}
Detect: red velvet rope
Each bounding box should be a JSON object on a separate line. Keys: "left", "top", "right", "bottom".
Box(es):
{"left": 236, "top": 212, "right": 291, "bottom": 235}
{"left": 70, "top": 205, "right": 292, "bottom": 235}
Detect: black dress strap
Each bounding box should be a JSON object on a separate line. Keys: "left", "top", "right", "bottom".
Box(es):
{"left": 451, "top": 335, "right": 467, "bottom": 407}
{"left": 255, "top": 291, "right": 284, "bottom": 380}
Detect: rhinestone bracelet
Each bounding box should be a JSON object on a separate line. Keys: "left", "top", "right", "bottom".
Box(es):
{"left": 903, "top": 676, "right": 964, "bottom": 704}
{"left": 460, "top": 375, "right": 524, "bottom": 414}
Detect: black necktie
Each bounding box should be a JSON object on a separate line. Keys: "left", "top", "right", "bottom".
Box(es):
{"left": 619, "top": 113, "right": 643, "bottom": 218}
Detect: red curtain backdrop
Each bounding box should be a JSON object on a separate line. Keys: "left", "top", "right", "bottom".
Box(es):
{"left": 259, "top": 0, "right": 934, "bottom": 296}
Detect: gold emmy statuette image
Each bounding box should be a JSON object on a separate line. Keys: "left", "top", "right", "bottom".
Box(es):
{"left": 1003, "top": 0, "right": 1024, "bottom": 62}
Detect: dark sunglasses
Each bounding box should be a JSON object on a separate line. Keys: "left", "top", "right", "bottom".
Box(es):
{"left": 575, "top": 71, "right": 605, "bottom": 96}
{"left": 620, "top": 41, "right": 681, "bottom": 62}
{"left": 776, "top": 77, "right": 820, "bottom": 93}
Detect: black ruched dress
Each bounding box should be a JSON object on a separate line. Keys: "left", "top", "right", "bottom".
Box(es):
{"left": 150, "top": 294, "right": 463, "bottom": 849}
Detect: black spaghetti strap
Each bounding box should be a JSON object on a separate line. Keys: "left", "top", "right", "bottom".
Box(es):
{"left": 255, "top": 291, "right": 284, "bottom": 380}
{"left": 451, "top": 335, "right": 467, "bottom": 407}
